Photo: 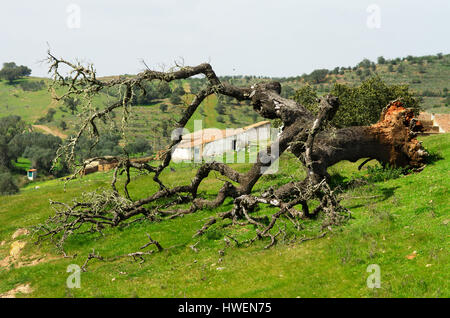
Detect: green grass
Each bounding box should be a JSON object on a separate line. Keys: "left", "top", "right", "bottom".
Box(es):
{"left": 0, "top": 134, "right": 448, "bottom": 298}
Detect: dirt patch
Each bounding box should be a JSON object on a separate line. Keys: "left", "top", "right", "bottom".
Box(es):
{"left": 11, "top": 228, "right": 30, "bottom": 240}
{"left": 9, "top": 241, "right": 27, "bottom": 259}
{"left": 32, "top": 124, "right": 67, "bottom": 139}
{"left": 0, "top": 241, "right": 27, "bottom": 269}
{"left": 16, "top": 254, "right": 60, "bottom": 268}
{"left": 0, "top": 228, "right": 62, "bottom": 270}
{"left": 0, "top": 283, "right": 33, "bottom": 298}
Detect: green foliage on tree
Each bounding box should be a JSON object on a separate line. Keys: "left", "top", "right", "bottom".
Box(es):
{"left": 0, "top": 116, "right": 27, "bottom": 170}
{"left": 19, "top": 80, "right": 45, "bottom": 91}
{"left": 169, "top": 94, "right": 182, "bottom": 105}
{"left": 280, "top": 85, "right": 295, "bottom": 98}
{"left": 159, "top": 103, "right": 168, "bottom": 112}
{"left": 63, "top": 96, "right": 80, "bottom": 115}
{"left": 332, "top": 77, "right": 419, "bottom": 127}
{"left": 172, "top": 85, "right": 185, "bottom": 96}
{"left": 294, "top": 85, "right": 319, "bottom": 114}
{"left": 131, "top": 81, "right": 173, "bottom": 105}
{"left": 418, "top": 65, "right": 426, "bottom": 74}
{"left": 358, "top": 59, "right": 371, "bottom": 69}
{"left": 124, "top": 137, "right": 152, "bottom": 155}
{"left": 59, "top": 120, "right": 67, "bottom": 131}
{"left": 10, "top": 131, "right": 68, "bottom": 176}
{"left": 294, "top": 77, "right": 420, "bottom": 127}
{"left": 305, "top": 69, "right": 329, "bottom": 84}
{"left": 377, "top": 56, "right": 386, "bottom": 64}
{"left": 35, "top": 108, "right": 56, "bottom": 124}
{"left": 157, "top": 82, "right": 172, "bottom": 98}
{"left": 0, "top": 62, "right": 31, "bottom": 83}
{"left": 74, "top": 132, "right": 123, "bottom": 162}
{"left": 214, "top": 102, "right": 226, "bottom": 115}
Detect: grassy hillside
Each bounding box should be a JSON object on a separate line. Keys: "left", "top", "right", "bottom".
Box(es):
{"left": 0, "top": 133, "right": 448, "bottom": 298}
{"left": 0, "top": 76, "right": 265, "bottom": 153}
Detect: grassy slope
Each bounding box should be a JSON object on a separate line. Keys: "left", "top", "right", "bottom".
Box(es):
{"left": 0, "top": 134, "right": 448, "bottom": 298}
{"left": 0, "top": 78, "right": 263, "bottom": 141}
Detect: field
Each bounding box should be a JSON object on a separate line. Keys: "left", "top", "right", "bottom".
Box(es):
{"left": 0, "top": 133, "right": 448, "bottom": 298}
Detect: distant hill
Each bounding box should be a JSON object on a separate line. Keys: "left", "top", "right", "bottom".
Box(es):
{"left": 0, "top": 52, "right": 448, "bottom": 154}
{"left": 275, "top": 52, "right": 450, "bottom": 114}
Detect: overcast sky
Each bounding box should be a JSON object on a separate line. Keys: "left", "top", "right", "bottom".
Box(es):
{"left": 1, "top": 0, "right": 449, "bottom": 78}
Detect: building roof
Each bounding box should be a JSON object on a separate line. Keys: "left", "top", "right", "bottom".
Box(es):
{"left": 177, "top": 121, "right": 271, "bottom": 148}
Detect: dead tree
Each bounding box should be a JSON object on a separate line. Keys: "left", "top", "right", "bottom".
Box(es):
{"left": 34, "top": 52, "right": 428, "bottom": 253}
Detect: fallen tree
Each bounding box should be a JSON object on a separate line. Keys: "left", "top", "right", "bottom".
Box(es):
{"left": 34, "top": 53, "right": 428, "bottom": 254}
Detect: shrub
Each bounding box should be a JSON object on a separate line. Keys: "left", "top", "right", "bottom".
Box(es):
{"left": 294, "top": 85, "right": 318, "bottom": 114}
{"left": 348, "top": 164, "right": 411, "bottom": 185}
{"left": 358, "top": 59, "right": 372, "bottom": 69}
{"left": 0, "top": 62, "right": 31, "bottom": 83}
{"left": 19, "top": 80, "right": 45, "bottom": 91}
{"left": 159, "top": 103, "right": 168, "bottom": 112}
{"left": 59, "top": 120, "right": 67, "bottom": 130}
{"left": 169, "top": 94, "right": 182, "bottom": 105}
{"left": 377, "top": 56, "right": 386, "bottom": 64}
{"left": 364, "top": 164, "right": 410, "bottom": 182}
{"left": 305, "top": 69, "right": 329, "bottom": 84}
{"left": 0, "top": 172, "right": 19, "bottom": 195}
{"left": 124, "top": 138, "right": 152, "bottom": 155}
{"left": 35, "top": 108, "right": 56, "bottom": 124}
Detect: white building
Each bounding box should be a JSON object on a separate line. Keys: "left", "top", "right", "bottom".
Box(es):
{"left": 27, "top": 169, "right": 37, "bottom": 181}
{"left": 172, "top": 121, "right": 272, "bottom": 162}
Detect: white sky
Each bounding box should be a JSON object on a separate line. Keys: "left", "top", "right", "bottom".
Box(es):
{"left": 1, "top": 0, "right": 449, "bottom": 78}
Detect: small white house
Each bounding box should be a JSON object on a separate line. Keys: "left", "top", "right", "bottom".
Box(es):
{"left": 27, "top": 169, "right": 37, "bottom": 181}
{"left": 172, "top": 121, "right": 273, "bottom": 162}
